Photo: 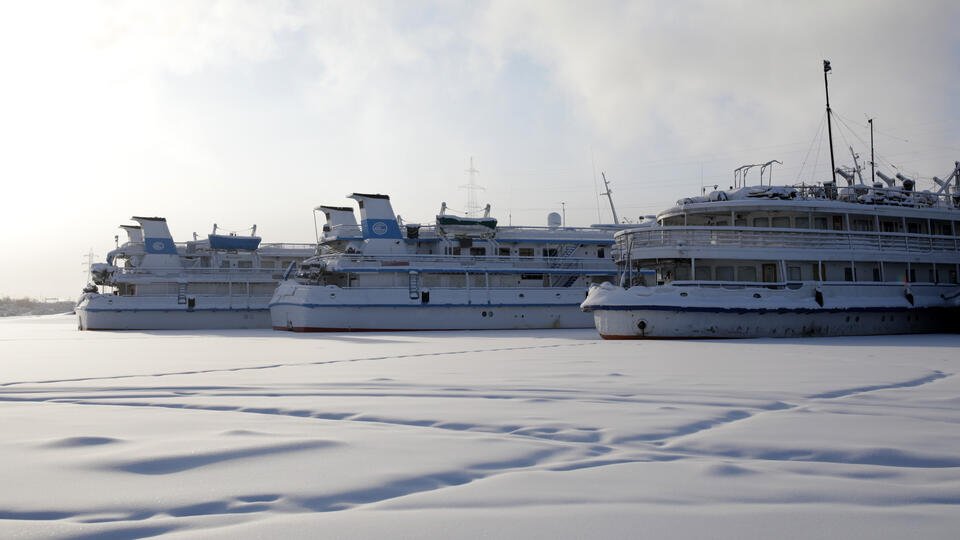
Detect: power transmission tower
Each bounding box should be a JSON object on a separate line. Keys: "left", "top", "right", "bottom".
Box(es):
{"left": 460, "top": 156, "right": 484, "bottom": 216}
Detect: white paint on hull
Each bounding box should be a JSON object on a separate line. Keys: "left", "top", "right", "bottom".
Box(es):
{"left": 76, "top": 294, "right": 272, "bottom": 330}
{"left": 270, "top": 282, "right": 594, "bottom": 331}
{"left": 583, "top": 282, "right": 960, "bottom": 339}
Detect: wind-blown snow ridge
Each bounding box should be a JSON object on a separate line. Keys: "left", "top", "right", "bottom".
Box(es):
{"left": 807, "top": 370, "right": 951, "bottom": 399}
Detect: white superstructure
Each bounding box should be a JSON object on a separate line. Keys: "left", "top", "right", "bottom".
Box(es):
{"left": 77, "top": 217, "right": 314, "bottom": 330}
{"left": 582, "top": 166, "right": 960, "bottom": 338}
{"left": 270, "top": 194, "right": 631, "bottom": 331}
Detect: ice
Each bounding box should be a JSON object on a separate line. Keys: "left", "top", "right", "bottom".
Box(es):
{"left": 1, "top": 314, "right": 958, "bottom": 538}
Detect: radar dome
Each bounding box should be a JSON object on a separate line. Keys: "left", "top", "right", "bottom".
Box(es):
{"left": 547, "top": 212, "right": 562, "bottom": 228}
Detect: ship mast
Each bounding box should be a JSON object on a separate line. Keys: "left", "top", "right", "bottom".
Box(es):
{"left": 868, "top": 117, "right": 876, "bottom": 184}
{"left": 600, "top": 172, "right": 620, "bottom": 224}
{"left": 823, "top": 59, "right": 837, "bottom": 184}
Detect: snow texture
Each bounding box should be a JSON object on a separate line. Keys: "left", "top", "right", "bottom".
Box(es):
{"left": 1, "top": 315, "right": 958, "bottom": 539}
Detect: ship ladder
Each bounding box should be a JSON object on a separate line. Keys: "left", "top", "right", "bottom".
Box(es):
{"left": 177, "top": 283, "right": 187, "bottom": 305}
{"left": 408, "top": 271, "right": 420, "bottom": 300}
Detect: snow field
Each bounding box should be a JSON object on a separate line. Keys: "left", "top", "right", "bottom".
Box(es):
{"left": 1, "top": 315, "right": 958, "bottom": 539}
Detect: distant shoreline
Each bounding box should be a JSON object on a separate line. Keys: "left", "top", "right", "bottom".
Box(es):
{"left": 0, "top": 297, "right": 76, "bottom": 317}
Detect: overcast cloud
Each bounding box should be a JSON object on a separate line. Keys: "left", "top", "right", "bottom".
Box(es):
{"left": 1, "top": 0, "right": 957, "bottom": 298}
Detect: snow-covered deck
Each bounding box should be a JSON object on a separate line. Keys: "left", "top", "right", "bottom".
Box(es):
{"left": 1, "top": 315, "right": 958, "bottom": 538}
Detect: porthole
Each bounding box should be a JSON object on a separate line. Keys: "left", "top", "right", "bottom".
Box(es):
{"left": 481, "top": 311, "right": 487, "bottom": 317}
{"left": 753, "top": 293, "right": 761, "bottom": 299}
{"left": 680, "top": 292, "right": 688, "bottom": 297}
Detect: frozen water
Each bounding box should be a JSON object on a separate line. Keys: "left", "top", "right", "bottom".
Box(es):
{"left": 1, "top": 315, "right": 958, "bottom": 538}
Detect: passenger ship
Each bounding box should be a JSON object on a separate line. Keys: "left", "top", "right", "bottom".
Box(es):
{"left": 581, "top": 164, "right": 960, "bottom": 338}
{"left": 270, "top": 193, "right": 629, "bottom": 331}
{"left": 77, "top": 217, "right": 314, "bottom": 330}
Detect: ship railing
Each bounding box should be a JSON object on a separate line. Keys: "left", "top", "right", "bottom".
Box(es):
{"left": 617, "top": 226, "right": 960, "bottom": 256}
{"left": 108, "top": 266, "right": 294, "bottom": 280}
{"left": 177, "top": 242, "right": 316, "bottom": 253}
{"left": 661, "top": 279, "right": 950, "bottom": 289}
{"left": 315, "top": 253, "right": 614, "bottom": 273}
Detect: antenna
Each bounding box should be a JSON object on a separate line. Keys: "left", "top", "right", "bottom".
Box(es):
{"left": 600, "top": 172, "right": 620, "bottom": 224}
{"left": 460, "top": 156, "right": 484, "bottom": 216}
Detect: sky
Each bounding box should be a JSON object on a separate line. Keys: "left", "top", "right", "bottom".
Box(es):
{"left": 1, "top": 0, "right": 958, "bottom": 299}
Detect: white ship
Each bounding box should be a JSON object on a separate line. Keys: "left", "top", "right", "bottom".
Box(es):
{"left": 77, "top": 217, "right": 314, "bottom": 330}
{"left": 582, "top": 166, "right": 960, "bottom": 338}
{"left": 583, "top": 60, "right": 960, "bottom": 339}
{"left": 270, "top": 193, "right": 632, "bottom": 331}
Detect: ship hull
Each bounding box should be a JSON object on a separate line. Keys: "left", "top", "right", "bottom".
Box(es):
{"left": 270, "top": 282, "right": 594, "bottom": 331}
{"left": 76, "top": 294, "right": 271, "bottom": 330}
{"left": 583, "top": 282, "right": 960, "bottom": 339}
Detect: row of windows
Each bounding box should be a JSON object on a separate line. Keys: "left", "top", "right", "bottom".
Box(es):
{"left": 679, "top": 214, "right": 958, "bottom": 235}
{"left": 445, "top": 247, "right": 606, "bottom": 258}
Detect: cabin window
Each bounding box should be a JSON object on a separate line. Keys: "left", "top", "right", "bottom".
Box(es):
{"left": 795, "top": 217, "right": 809, "bottom": 229}
{"left": 597, "top": 248, "right": 605, "bottom": 258}
{"left": 694, "top": 266, "right": 711, "bottom": 280}
{"left": 470, "top": 247, "right": 486, "bottom": 256}
{"left": 844, "top": 267, "right": 854, "bottom": 282}
{"left": 788, "top": 266, "right": 801, "bottom": 280}
{"left": 929, "top": 269, "right": 936, "bottom": 283}
{"left": 452, "top": 247, "right": 462, "bottom": 256}
{"left": 952, "top": 270, "right": 958, "bottom": 284}
{"left": 752, "top": 217, "right": 769, "bottom": 227}
{"left": 907, "top": 222, "right": 920, "bottom": 234}
{"left": 908, "top": 269, "right": 916, "bottom": 282}
{"left": 261, "top": 261, "right": 276, "bottom": 269}
{"left": 220, "top": 261, "right": 230, "bottom": 269}
{"left": 544, "top": 248, "right": 559, "bottom": 257}
{"left": 518, "top": 248, "right": 534, "bottom": 257}
{"left": 771, "top": 217, "right": 790, "bottom": 228}
{"left": 715, "top": 219, "right": 729, "bottom": 226}
{"left": 715, "top": 266, "right": 734, "bottom": 281}
{"left": 499, "top": 248, "right": 511, "bottom": 257}
{"left": 881, "top": 221, "right": 899, "bottom": 233}
{"left": 520, "top": 273, "right": 543, "bottom": 280}
{"left": 738, "top": 266, "right": 757, "bottom": 282}
{"left": 852, "top": 219, "right": 873, "bottom": 231}
{"left": 832, "top": 216, "right": 844, "bottom": 230}
{"left": 813, "top": 217, "right": 828, "bottom": 230}
{"left": 932, "top": 221, "right": 951, "bottom": 235}
{"left": 873, "top": 268, "right": 882, "bottom": 281}
{"left": 734, "top": 218, "right": 747, "bottom": 227}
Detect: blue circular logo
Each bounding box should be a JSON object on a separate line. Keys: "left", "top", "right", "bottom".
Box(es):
{"left": 372, "top": 222, "right": 388, "bottom": 235}
{"left": 152, "top": 241, "right": 165, "bottom": 251}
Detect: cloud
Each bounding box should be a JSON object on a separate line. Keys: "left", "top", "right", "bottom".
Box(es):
{"left": 1, "top": 1, "right": 958, "bottom": 297}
